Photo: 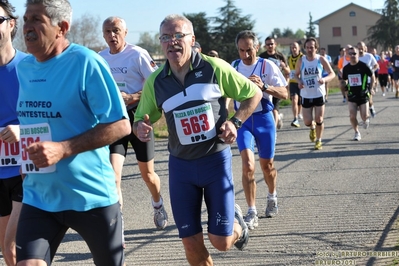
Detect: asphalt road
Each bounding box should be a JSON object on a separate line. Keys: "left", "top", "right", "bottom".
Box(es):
{"left": 3, "top": 91, "right": 399, "bottom": 266}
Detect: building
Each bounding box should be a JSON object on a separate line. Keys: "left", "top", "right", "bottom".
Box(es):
{"left": 315, "top": 2, "right": 382, "bottom": 60}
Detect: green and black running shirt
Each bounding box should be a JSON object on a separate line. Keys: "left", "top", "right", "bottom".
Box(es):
{"left": 134, "top": 52, "right": 259, "bottom": 160}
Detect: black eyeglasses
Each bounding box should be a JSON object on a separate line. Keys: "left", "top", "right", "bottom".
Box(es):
{"left": 0, "top": 16, "right": 11, "bottom": 24}
{"left": 349, "top": 52, "right": 357, "bottom": 56}
{"left": 159, "top": 33, "right": 192, "bottom": 43}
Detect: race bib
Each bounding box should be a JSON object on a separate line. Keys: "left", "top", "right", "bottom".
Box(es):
{"left": 174, "top": 103, "right": 216, "bottom": 145}
{"left": 395, "top": 60, "right": 399, "bottom": 68}
{"left": 20, "top": 123, "right": 56, "bottom": 174}
{"left": 348, "top": 74, "right": 362, "bottom": 86}
{"left": 289, "top": 70, "right": 296, "bottom": 79}
{"left": 303, "top": 75, "right": 318, "bottom": 89}
{"left": 116, "top": 81, "right": 127, "bottom": 91}
{"left": 0, "top": 127, "right": 21, "bottom": 167}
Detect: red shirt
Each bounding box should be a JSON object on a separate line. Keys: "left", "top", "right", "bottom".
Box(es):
{"left": 378, "top": 59, "right": 389, "bottom": 74}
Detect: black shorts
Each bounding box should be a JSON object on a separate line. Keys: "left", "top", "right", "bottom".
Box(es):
{"left": 289, "top": 82, "right": 301, "bottom": 97}
{"left": 301, "top": 96, "right": 325, "bottom": 108}
{"left": 0, "top": 175, "right": 23, "bottom": 216}
{"left": 393, "top": 71, "right": 399, "bottom": 81}
{"left": 109, "top": 108, "right": 154, "bottom": 162}
{"left": 348, "top": 97, "right": 369, "bottom": 106}
{"left": 272, "top": 97, "right": 280, "bottom": 111}
{"left": 378, "top": 74, "right": 388, "bottom": 87}
{"left": 16, "top": 203, "right": 124, "bottom": 266}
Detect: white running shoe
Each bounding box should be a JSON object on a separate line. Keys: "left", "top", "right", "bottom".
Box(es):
{"left": 277, "top": 113, "right": 284, "bottom": 129}
{"left": 353, "top": 131, "right": 361, "bottom": 141}
{"left": 363, "top": 119, "right": 369, "bottom": 130}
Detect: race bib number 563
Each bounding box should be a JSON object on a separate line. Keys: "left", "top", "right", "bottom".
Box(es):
{"left": 174, "top": 103, "right": 216, "bottom": 145}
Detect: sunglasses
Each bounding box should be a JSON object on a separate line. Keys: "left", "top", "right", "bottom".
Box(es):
{"left": 159, "top": 32, "right": 192, "bottom": 43}
{"left": 349, "top": 52, "right": 357, "bottom": 56}
{"left": 0, "top": 16, "right": 11, "bottom": 24}
{"left": 265, "top": 43, "right": 275, "bottom": 46}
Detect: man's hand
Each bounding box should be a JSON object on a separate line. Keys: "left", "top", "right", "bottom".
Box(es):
{"left": 218, "top": 121, "right": 237, "bottom": 144}
{"left": 26, "top": 141, "right": 65, "bottom": 168}
{"left": 248, "top": 74, "right": 263, "bottom": 89}
{"left": 0, "top": 125, "right": 20, "bottom": 144}
{"left": 121, "top": 91, "right": 141, "bottom": 106}
{"left": 135, "top": 114, "right": 153, "bottom": 142}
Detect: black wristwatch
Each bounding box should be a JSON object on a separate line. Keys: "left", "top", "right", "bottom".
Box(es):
{"left": 229, "top": 116, "right": 242, "bottom": 129}
{"left": 262, "top": 83, "right": 269, "bottom": 92}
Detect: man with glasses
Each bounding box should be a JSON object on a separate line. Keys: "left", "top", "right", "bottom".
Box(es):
{"left": 99, "top": 16, "right": 168, "bottom": 232}
{"left": 357, "top": 42, "right": 378, "bottom": 118}
{"left": 341, "top": 47, "right": 374, "bottom": 141}
{"left": 133, "top": 14, "right": 262, "bottom": 265}
{"left": 0, "top": 1, "right": 27, "bottom": 265}
{"left": 259, "top": 37, "right": 290, "bottom": 130}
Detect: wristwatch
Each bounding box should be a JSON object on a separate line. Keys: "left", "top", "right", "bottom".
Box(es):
{"left": 229, "top": 116, "right": 242, "bottom": 129}
{"left": 262, "top": 83, "right": 269, "bottom": 92}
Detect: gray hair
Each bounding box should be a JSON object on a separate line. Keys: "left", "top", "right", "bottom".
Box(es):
{"left": 159, "top": 14, "right": 194, "bottom": 35}
{"left": 235, "top": 30, "right": 259, "bottom": 49}
{"left": 25, "top": 0, "right": 72, "bottom": 27}
{"left": 103, "top": 16, "right": 127, "bottom": 30}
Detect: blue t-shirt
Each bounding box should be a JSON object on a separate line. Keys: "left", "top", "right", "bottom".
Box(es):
{"left": 16, "top": 43, "right": 128, "bottom": 212}
{"left": 0, "top": 50, "right": 28, "bottom": 179}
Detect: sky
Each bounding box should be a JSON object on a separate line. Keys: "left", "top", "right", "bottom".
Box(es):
{"left": 10, "top": 0, "right": 386, "bottom": 45}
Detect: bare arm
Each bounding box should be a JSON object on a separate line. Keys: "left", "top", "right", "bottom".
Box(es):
{"left": 26, "top": 119, "right": 131, "bottom": 168}
{"left": 319, "top": 56, "right": 336, "bottom": 84}
{"left": 248, "top": 74, "right": 288, "bottom": 99}
{"left": 121, "top": 91, "right": 142, "bottom": 106}
{"left": 219, "top": 89, "right": 262, "bottom": 144}
{"left": 295, "top": 57, "right": 304, "bottom": 88}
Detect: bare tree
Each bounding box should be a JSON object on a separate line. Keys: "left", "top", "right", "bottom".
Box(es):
{"left": 13, "top": 13, "right": 104, "bottom": 52}
{"left": 12, "top": 17, "right": 27, "bottom": 53}
{"left": 68, "top": 13, "right": 104, "bottom": 49}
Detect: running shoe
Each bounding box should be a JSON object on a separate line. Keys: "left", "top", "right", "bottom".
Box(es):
{"left": 244, "top": 211, "right": 258, "bottom": 230}
{"left": 291, "top": 119, "right": 300, "bottom": 128}
{"left": 343, "top": 97, "right": 346, "bottom": 103}
{"left": 234, "top": 204, "right": 249, "bottom": 250}
{"left": 309, "top": 128, "right": 316, "bottom": 142}
{"left": 277, "top": 113, "right": 284, "bottom": 129}
{"left": 314, "top": 140, "right": 322, "bottom": 150}
{"left": 265, "top": 198, "right": 278, "bottom": 218}
{"left": 153, "top": 205, "right": 168, "bottom": 230}
{"left": 363, "top": 119, "right": 370, "bottom": 129}
{"left": 382, "top": 93, "right": 386, "bottom": 97}
{"left": 369, "top": 107, "right": 376, "bottom": 118}
{"left": 353, "top": 131, "right": 361, "bottom": 141}
{"left": 396, "top": 91, "right": 399, "bottom": 98}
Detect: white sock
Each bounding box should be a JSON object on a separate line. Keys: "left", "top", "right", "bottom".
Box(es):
{"left": 267, "top": 192, "right": 277, "bottom": 200}
{"left": 152, "top": 197, "right": 163, "bottom": 208}
{"left": 248, "top": 206, "right": 257, "bottom": 214}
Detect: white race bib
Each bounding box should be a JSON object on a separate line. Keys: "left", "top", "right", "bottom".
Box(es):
{"left": 289, "top": 70, "right": 296, "bottom": 79}
{"left": 348, "top": 74, "right": 362, "bottom": 86}
{"left": 174, "top": 103, "right": 216, "bottom": 145}
{"left": 20, "top": 123, "right": 56, "bottom": 174}
{"left": 0, "top": 127, "right": 21, "bottom": 167}
{"left": 303, "top": 75, "right": 318, "bottom": 89}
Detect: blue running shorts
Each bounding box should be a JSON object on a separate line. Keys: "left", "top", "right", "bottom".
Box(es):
{"left": 236, "top": 111, "right": 276, "bottom": 159}
{"left": 169, "top": 147, "right": 235, "bottom": 238}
